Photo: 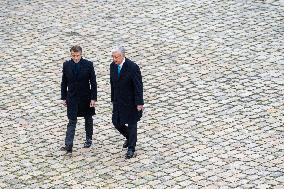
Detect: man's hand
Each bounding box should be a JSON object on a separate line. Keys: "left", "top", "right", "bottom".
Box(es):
{"left": 137, "top": 105, "right": 144, "bottom": 111}
{"left": 90, "top": 100, "right": 96, "bottom": 107}
{"left": 62, "top": 100, "right": 67, "bottom": 107}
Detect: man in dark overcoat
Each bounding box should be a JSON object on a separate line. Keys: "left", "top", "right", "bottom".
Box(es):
{"left": 110, "top": 46, "right": 144, "bottom": 159}
{"left": 60, "top": 45, "right": 97, "bottom": 153}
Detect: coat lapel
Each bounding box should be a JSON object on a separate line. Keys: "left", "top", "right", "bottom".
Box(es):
{"left": 77, "top": 60, "right": 82, "bottom": 79}
{"left": 114, "top": 64, "right": 119, "bottom": 81}
{"left": 119, "top": 59, "right": 128, "bottom": 80}
{"left": 66, "top": 61, "right": 75, "bottom": 78}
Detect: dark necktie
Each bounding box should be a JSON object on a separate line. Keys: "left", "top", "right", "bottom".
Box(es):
{"left": 74, "top": 63, "right": 80, "bottom": 80}
{"left": 118, "top": 65, "right": 121, "bottom": 77}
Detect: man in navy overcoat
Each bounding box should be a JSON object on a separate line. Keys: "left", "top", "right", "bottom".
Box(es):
{"left": 110, "top": 46, "right": 144, "bottom": 159}
{"left": 61, "top": 45, "right": 97, "bottom": 153}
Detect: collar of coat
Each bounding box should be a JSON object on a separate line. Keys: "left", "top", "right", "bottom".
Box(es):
{"left": 114, "top": 58, "right": 131, "bottom": 79}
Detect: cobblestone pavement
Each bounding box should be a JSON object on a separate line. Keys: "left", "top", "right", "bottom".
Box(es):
{"left": 1, "top": 0, "right": 284, "bottom": 188}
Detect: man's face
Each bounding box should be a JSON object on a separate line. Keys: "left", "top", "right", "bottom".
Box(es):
{"left": 71, "top": 51, "right": 82, "bottom": 63}
{"left": 112, "top": 51, "right": 124, "bottom": 65}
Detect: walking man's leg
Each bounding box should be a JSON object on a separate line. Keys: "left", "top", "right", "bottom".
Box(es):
{"left": 62, "top": 119, "right": 77, "bottom": 153}
{"left": 126, "top": 122, "right": 137, "bottom": 158}
{"left": 84, "top": 115, "right": 93, "bottom": 148}
{"left": 114, "top": 116, "right": 129, "bottom": 148}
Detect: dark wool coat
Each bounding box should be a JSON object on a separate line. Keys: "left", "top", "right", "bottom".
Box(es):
{"left": 61, "top": 58, "right": 97, "bottom": 120}
{"left": 110, "top": 58, "right": 144, "bottom": 125}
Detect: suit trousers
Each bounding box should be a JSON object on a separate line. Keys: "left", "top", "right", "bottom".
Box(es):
{"left": 65, "top": 116, "right": 93, "bottom": 147}
{"left": 115, "top": 121, "right": 137, "bottom": 151}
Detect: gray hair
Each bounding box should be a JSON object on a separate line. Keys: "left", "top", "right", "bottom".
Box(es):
{"left": 111, "top": 46, "right": 126, "bottom": 56}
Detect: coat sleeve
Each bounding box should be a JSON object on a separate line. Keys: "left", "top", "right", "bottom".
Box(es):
{"left": 89, "top": 62, "right": 97, "bottom": 101}
{"left": 61, "top": 62, "right": 67, "bottom": 100}
{"left": 132, "top": 64, "right": 144, "bottom": 105}
{"left": 110, "top": 64, "right": 114, "bottom": 102}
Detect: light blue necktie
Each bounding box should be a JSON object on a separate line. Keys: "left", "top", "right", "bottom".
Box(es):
{"left": 118, "top": 65, "right": 121, "bottom": 77}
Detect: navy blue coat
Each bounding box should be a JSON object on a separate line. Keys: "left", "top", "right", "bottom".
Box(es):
{"left": 61, "top": 58, "right": 97, "bottom": 120}
{"left": 110, "top": 58, "right": 144, "bottom": 125}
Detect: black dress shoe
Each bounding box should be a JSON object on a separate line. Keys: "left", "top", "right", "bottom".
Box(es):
{"left": 123, "top": 140, "right": 128, "bottom": 148}
{"left": 60, "top": 146, "right": 72, "bottom": 153}
{"left": 126, "top": 150, "right": 135, "bottom": 159}
{"left": 83, "top": 139, "right": 92, "bottom": 148}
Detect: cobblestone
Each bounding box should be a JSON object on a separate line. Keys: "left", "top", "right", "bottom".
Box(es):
{"left": 1, "top": 0, "right": 284, "bottom": 188}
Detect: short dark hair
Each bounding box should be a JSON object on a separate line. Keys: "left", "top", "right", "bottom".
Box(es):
{"left": 70, "top": 45, "right": 82, "bottom": 53}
